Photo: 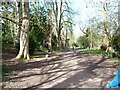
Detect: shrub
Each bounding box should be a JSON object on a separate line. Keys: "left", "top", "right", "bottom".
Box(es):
{"left": 77, "top": 35, "right": 90, "bottom": 48}
{"left": 113, "top": 29, "right": 120, "bottom": 57}
{"left": 29, "top": 32, "right": 37, "bottom": 55}
{"left": 39, "top": 45, "right": 48, "bottom": 52}
{"left": 2, "top": 34, "right": 13, "bottom": 45}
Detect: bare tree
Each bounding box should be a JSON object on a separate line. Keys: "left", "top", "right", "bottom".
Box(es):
{"left": 52, "top": 0, "right": 74, "bottom": 48}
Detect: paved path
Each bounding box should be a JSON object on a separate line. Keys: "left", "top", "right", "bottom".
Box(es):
{"left": 3, "top": 49, "right": 118, "bottom": 89}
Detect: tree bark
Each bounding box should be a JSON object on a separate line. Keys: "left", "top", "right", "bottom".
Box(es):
{"left": 54, "top": 0, "right": 59, "bottom": 48}
{"left": 14, "top": 1, "right": 20, "bottom": 46}
{"left": 65, "top": 28, "right": 68, "bottom": 47}
{"left": 90, "top": 27, "right": 93, "bottom": 49}
{"left": 16, "top": 1, "right": 30, "bottom": 60}
{"left": 57, "top": 0, "right": 63, "bottom": 48}
{"left": 47, "top": 9, "right": 52, "bottom": 52}
{"left": 102, "top": 2, "right": 109, "bottom": 47}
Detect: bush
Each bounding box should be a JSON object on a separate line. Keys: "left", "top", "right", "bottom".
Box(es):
{"left": 77, "top": 35, "right": 90, "bottom": 48}
{"left": 39, "top": 45, "right": 48, "bottom": 52}
{"left": 2, "top": 34, "right": 13, "bottom": 45}
{"left": 2, "top": 34, "right": 13, "bottom": 50}
{"left": 52, "top": 33, "right": 58, "bottom": 50}
{"left": 52, "top": 46, "right": 60, "bottom": 51}
{"left": 72, "top": 43, "right": 79, "bottom": 47}
{"left": 113, "top": 30, "right": 120, "bottom": 54}
{"left": 29, "top": 32, "right": 37, "bottom": 55}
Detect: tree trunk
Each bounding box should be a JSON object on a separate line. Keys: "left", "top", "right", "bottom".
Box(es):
{"left": 102, "top": 2, "right": 109, "bottom": 47}
{"left": 65, "top": 28, "right": 68, "bottom": 47}
{"left": 54, "top": 0, "right": 59, "bottom": 48}
{"left": 58, "top": 32, "right": 61, "bottom": 48}
{"left": 14, "top": 1, "right": 20, "bottom": 46}
{"left": 47, "top": 9, "right": 52, "bottom": 52}
{"left": 90, "top": 27, "right": 93, "bottom": 49}
{"left": 57, "top": 0, "right": 63, "bottom": 49}
{"left": 16, "top": 1, "right": 30, "bottom": 60}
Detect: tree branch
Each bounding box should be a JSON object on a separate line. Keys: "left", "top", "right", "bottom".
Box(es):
{"left": 0, "top": 15, "right": 21, "bottom": 26}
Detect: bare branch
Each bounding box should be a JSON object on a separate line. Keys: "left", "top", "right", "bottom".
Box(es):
{"left": 0, "top": 15, "right": 21, "bottom": 26}
{"left": 79, "top": 25, "right": 87, "bottom": 34}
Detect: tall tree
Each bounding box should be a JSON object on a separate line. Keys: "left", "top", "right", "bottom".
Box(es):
{"left": 51, "top": 0, "right": 64, "bottom": 48}
{"left": 47, "top": 9, "right": 52, "bottom": 52}
{"left": 52, "top": 0, "right": 74, "bottom": 49}
{"left": 43, "top": 1, "right": 53, "bottom": 52}
{"left": 16, "top": 1, "right": 30, "bottom": 60}
{"left": 52, "top": 0, "right": 59, "bottom": 48}
{"left": 14, "top": 1, "right": 20, "bottom": 46}
{"left": 102, "top": 1, "right": 109, "bottom": 47}
{"left": 57, "top": 0, "right": 63, "bottom": 48}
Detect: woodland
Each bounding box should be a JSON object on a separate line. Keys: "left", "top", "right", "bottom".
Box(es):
{"left": 1, "top": 0, "right": 120, "bottom": 89}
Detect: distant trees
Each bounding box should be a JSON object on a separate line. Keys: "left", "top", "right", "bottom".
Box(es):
{"left": 77, "top": 35, "right": 89, "bottom": 49}
{"left": 77, "top": 0, "right": 120, "bottom": 57}
{"left": 51, "top": 0, "right": 64, "bottom": 48}
{"left": 51, "top": 0, "right": 74, "bottom": 49}
{"left": 97, "top": 1, "right": 119, "bottom": 46}
{"left": 77, "top": 26, "right": 102, "bottom": 49}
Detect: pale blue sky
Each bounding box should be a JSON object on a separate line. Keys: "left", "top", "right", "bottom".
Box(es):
{"left": 70, "top": 0, "right": 118, "bottom": 39}
{"left": 71, "top": 0, "right": 98, "bottom": 39}
{"left": 70, "top": 0, "right": 118, "bottom": 23}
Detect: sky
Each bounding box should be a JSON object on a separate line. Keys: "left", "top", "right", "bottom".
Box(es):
{"left": 70, "top": 0, "right": 118, "bottom": 40}
{"left": 70, "top": 0, "right": 95, "bottom": 40}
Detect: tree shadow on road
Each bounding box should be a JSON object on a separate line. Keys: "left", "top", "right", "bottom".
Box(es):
{"left": 23, "top": 56, "right": 116, "bottom": 89}
{"left": 50, "top": 57, "right": 111, "bottom": 88}
{"left": 3, "top": 49, "right": 117, "bottom": 89}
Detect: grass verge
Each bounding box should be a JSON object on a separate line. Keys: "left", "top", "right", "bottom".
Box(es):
{"left": 31, "top": 54, "right": 46, "bottom": 58}
{"left": 114, "top": 61, "right": 120, "bottom": 65}
{"left": 82, "top": 49, "right": 106, "bottom": 54}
